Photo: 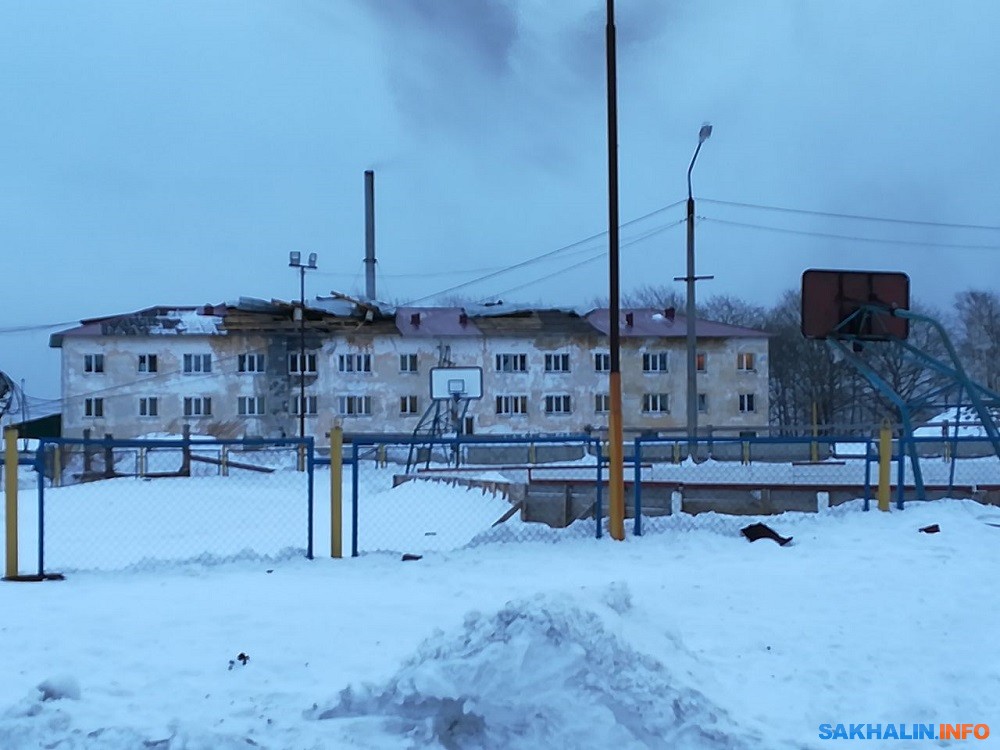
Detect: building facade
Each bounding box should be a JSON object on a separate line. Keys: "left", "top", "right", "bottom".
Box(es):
{"left": 50, "top": 297, "right": 771, "bottom": 442}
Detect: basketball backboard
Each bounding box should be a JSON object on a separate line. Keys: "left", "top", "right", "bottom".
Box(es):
{"left": 801, "top": 269, "right": 910, "bottom": 341}
{"left": 429, "top": 367, "right": 483, "bottom": 400}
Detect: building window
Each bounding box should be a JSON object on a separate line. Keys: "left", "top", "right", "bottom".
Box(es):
{"left": 183, "top": 397, "right": 212, "bottom": 417}
{"left": 544, "top": 394, "right": 571, "bottom": 414}
{"left": 739, "top": 393, "right": 756, "bottom": 413}
{"left": 238, "top": 353, "right": 266, "bottom": 373}
{"left": 138, "top": 354, "right": 158, "bottom": 373}
{"left": 337, "top": 353, "right": 370, "bottom": 373}
{"left": 544, "top": 353, "right": 570, "bottom": 372}
{"left": 696, "top": 352, "right": 707, "bottom": 372}
{"left": 292, "top": 395, "right": 318, "bottom": 416}
{"left": 338, "top": 395, "right": 372, "bottom": 416}
{"left": 84, "top": 354, "right": 104, "bottom": 373}
{"left": 495, "top": 353, "right": 527, "bottom": 372}
{"left": 595, "top": 393, "right": 610, "bottom": 413}
{"left": 84, "top": 398, "right": 104, "bottom": 418}
{"left": 290, "top": 353, "right": 319, "bottom": 375}
{"left": 183, "top": 354, "right": 212, "bottom": 374}
{"left": 697, "top": 393, "right": 708, "bottom": 413}
{"left": 641, "top": 393, "right": 670, "bottom": 414}
{"left": 399, "top": 354, "right": 419, "bottom": 373}
{"left": 737, "top": 352, "right": 756, "bottom": 371}
{"left": 400, "top": 395, "right": 419, "bottom": 414}
{"left": 495, "top": 394, "right": 528, "bottom": 416}
{"left": 238, "top": 396, "right": 266, "bottom": 416}
{"left": 642, "top": 352, "right": 669, "bottom": 373}
{"left": 139, "top": 397, "right": 158, "bottom": 417}
{"left": 594, "top": 352, "right": 610, "bottom": 372}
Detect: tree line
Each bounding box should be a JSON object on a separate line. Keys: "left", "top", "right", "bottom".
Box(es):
{"left": 616, "top": 285, "right": 1000, "bottom": 435}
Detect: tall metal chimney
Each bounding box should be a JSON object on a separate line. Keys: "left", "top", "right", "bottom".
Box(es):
{"left": 364, "top": 170, "right": 376, "bottom": 301}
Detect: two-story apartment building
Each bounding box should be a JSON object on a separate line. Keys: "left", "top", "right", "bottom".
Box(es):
{"left": 49, "top": 295, "right": 770, "bottom": 441}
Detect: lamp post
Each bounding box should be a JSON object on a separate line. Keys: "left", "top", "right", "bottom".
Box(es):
{"left": 289, "top": 251, "right": 318, "bottom": 440}
{"left": 681, "top": 124, "right": 713, "bottom": 452}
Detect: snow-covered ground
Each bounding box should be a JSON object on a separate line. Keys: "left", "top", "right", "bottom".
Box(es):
{"left": 2, "top": 464, "right": 1000, "bottom": 748}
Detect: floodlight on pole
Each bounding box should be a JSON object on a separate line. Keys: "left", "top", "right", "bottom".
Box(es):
{"left": 289, "top": 251, "right": 318, "bottom": 441}
{"left": 678, "top": 123, "right": 715, "bottom": 453}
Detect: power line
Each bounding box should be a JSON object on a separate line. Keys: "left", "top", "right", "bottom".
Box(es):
{"left": 405, "top": 199, "right": 686, "bottom": 305}
{"left": 701, "top": 198, "right": 1000, "bottom": 232}
{"left": 699, "top": 216, "right": 1000, "bottom": 251}
{"left": 487, "top": 219, "right": 687, "bottom": 300}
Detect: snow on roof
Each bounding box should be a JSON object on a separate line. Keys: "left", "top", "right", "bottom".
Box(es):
{"left": 585, "top": 308, "right": 768, "bottom": 338}
{"left": 915, "top": 406, "right": 1000, "bottom": 437}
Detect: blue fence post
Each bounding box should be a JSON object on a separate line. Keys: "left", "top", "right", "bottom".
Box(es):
{"left": 306, "top": 437, "right": 314, "bottom": 560}
{"left": 633, "top": 437, "right": 642, "bottom": 536}
{"left": 594, "top": 437, "right": 602, "bottom": 539}
{"left": 351, "top": 441, "right": 360, "bottom": 557}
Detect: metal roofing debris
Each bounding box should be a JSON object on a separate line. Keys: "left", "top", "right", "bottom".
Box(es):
{"left": 585, "top": 308, "right": 768, "bottom": 338}
{"left": 49, "top": 295, "right": 770, "bottom": 346}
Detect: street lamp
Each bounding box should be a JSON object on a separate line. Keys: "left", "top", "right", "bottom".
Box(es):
{"left": 679, "top": 123, "right": 713, "bottom": 452}
{"left": 289, "top": 251, "right": 318, "bottom": 440}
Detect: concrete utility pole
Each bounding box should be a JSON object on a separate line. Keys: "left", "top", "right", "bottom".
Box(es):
{"left": 289, "top": 251, "right": 318, "bottom": 439}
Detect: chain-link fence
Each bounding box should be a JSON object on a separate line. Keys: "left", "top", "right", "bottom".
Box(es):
{"left": 633, "top": 434, "right": 1000, "bottom": 535}
{"left": 348, "top": 435, "right": 601, "bottom": 555}
{"left": 29, "top": 437, "right": 314, "bottom": 573}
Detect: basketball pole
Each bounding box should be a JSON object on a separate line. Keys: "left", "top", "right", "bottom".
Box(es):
{"left": 605, "top": 0, "right": 625, "bottom": 541}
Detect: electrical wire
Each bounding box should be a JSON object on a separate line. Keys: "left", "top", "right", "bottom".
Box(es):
{"left": 486, "top": 219, "right": 687, "bottom": 300}
{"left": 700, "top": 198, "right": 1000, "bottom": 232}
{"left": 698, "top": 216, "right": 1000, "bottom": 251}
{"left": 404, "top": 199, "right": 686, "bottom": 305}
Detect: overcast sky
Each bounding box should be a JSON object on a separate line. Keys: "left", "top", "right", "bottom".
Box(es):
{"left": 3, "top": 0, "right": 1000, "bottom": 400}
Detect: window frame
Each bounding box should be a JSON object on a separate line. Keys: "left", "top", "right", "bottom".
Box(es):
{"left": 495, "top": 353, "right": 528, "bottom": 373}
{"left": 641, "top": 352, "right": 669, "bottom": 373}
{"left": 494, "top": 394, "right": 529, "bottom": 416}
{"left": 138, "top": 397, "right": 159, "bottom": 417}
{"left": 338, "top": 395, "right": 372, "bottom": 416}
{"left": 138, "top": 354, "right": 158, "bottom": 373}
{"left": 544, "top": 394, "right": 572, "bottom": 414}
{"left": 289, "top": 352, "right": 319, "bottom": 375}
{"left": 399, "top": 354, "right": 419, "bottom": 373}
{"left": 641, "top": 392, "right": 670, "bottom": 414}
{"left": 84, "top": 397, "right": 104, "bottom": 418}
{"left": 183, "top": 396, "right": 212, "bottom": 417}
{"left": 544, "top": 353, "right": 571, "bottom": 373}
{"left": 84, "top": 353, "right": 105, "bottom": 374}
{"left": 238, "top": 353, "right": 266, "bottom": 374}
{"left": 337, "top": 353, "right": 371, "bottom": 374}
{"left": 182, "top": 353, "right": 212, "bottom": 374}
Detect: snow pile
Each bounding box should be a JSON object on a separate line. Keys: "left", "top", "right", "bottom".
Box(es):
{"left": 312, "top": 590, "right": 755, "bottom": 749}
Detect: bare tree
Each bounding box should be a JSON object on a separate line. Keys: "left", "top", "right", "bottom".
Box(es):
{"left": 700, "top": 294, "right": 768, "bottom": 328}
{"left": 954, "top": 289, "right": 1000, "bottom": 392}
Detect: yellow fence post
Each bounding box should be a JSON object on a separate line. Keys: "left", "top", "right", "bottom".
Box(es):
{"left": 878, "top": 420, "right": 892, "bottom": 512}
{"left": 331, "top": 426, "right": 343, "bottom": 559}
{"left": 4, "top": 427, "right": 19, "bottom": 579}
